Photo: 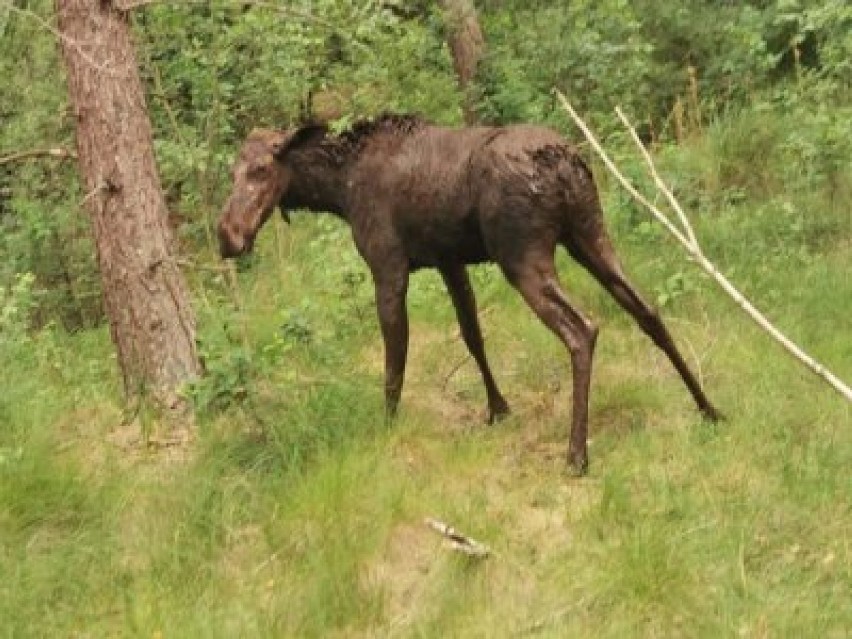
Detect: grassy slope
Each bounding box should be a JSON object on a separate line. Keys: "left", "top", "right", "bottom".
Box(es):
{"left": 1, "top": 116, "right": 850, "bottom": 638}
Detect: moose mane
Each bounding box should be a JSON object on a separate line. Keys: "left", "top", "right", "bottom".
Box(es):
{"left": 296, "top": 113, "right": 427, "bottom": 166}
{"left": 342, "top": 113, "right": 426, "bottom": 142}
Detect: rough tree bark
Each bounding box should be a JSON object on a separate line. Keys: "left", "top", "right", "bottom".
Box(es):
{"left": 55, "top": 0, "right": 200, "bottom": 402}
{"left": 439, "top": 0, "right": 485, "bottom": 124}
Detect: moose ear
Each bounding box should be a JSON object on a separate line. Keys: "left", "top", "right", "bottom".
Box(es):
{"left": 268, "top": 130, "right": 292, "bottom": 157}
{"left": 270, "top": 123, "right": 327, "bottom": 159}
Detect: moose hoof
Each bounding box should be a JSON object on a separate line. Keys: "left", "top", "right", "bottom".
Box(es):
{"left": 384, "top": 403, "right": 400, "bottom": 424}
{"left": 487, "top": 402, "right": 511, "bottom": 425}
{"left": 566, "top": 450, "right": 589, "bottom": 477}
{"left": 700, "top": 404, "right": 725, "bottom": 423}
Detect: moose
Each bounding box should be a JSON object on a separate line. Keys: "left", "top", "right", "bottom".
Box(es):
{"left": 217, "top": 114, "right": 720, "bottom": 474}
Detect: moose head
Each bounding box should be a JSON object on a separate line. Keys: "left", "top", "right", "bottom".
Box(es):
{"left": 217, "top": 125, "right": 325, "bottom": 257}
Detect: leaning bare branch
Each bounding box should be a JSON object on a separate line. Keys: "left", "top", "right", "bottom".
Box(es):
{"left": 555, "top": 90, "right": 852, "bottom": 404}
{"left": 0, "top": 147, "right": 77, "bottom": 166}
{"left": 425, "top": 517, "right": 491, "bottom": 558}
{"left": 614, "top": 106, "right": 699, "bottom": 250}
{"left": 555, "top": 93, "right": 693, "bottom": 249}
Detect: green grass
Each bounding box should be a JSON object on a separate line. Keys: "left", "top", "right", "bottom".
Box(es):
{"left": 2, "top": 108, "right": 851, "bottom": 637}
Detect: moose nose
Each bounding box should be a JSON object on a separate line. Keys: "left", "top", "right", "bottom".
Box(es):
{"left": 217, "top": 219, "right": 245, "bottom": 258}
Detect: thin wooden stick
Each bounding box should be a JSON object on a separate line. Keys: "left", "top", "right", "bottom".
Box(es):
{"left": 0, "top": 147, "right": 77, "bottom": 166}
{"left": 555, "top": 90, "right": 852, "bottom": 404}
{"left": 615, "top": 106, "right": 699, "bottom": 250}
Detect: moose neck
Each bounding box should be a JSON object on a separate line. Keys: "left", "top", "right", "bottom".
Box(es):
{"left": 280, "top": 142, "right": 351, "bottom": 218}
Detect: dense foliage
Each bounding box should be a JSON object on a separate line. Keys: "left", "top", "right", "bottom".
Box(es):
{"left": 2, "top": 0, "right": 850, "bottom": 332}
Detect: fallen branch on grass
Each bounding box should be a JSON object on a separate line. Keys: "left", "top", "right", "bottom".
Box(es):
{"left": 425, "top": 517, "right": 490, "bottom": 558}
{"left": 555, "top": 90, "right": 852, "bottom": 405}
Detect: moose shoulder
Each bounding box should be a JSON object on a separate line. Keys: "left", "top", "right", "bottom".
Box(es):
{"left": 217, "top": 114, "right": 720, "bottom": 475}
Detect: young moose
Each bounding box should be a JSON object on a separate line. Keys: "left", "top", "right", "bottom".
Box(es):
{"left": 218, "top": 114, "right": 720, "bottom": 474}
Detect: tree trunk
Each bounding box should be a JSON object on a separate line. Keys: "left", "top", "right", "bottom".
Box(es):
{"left": 440, "top": 0, "right": 485, "bottom": 124}
{"left": 56, "top": 0, "right": 200, "bottom": 403}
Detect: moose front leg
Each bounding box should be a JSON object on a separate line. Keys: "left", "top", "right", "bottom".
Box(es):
{"left": 374, "top": 269, "right": 410, "bottom": 417}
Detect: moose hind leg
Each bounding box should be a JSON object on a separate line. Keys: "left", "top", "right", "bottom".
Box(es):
{"left": 507, "top": 262, "right": 599, "bottom": 475}
{"left": 440, "top": 264, "right": 510, "bottom": 423}
{"left": 568, "top": 238, "right": 720, "bottom": 420}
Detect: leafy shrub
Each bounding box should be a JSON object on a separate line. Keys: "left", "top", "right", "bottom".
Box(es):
{"left": 478, "top": 0, "right": 654, "bottom": 129}
{"left": 0, "top": 271, "right": 35, "bottom": 341}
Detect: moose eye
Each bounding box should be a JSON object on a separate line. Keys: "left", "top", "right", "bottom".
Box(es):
{"left": 247, "top": 165, "right": 270, "bottom": 180}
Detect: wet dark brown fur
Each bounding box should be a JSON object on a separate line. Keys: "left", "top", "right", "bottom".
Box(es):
{"left": 218, "top": 114, "right": 720, "bottom": 474}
